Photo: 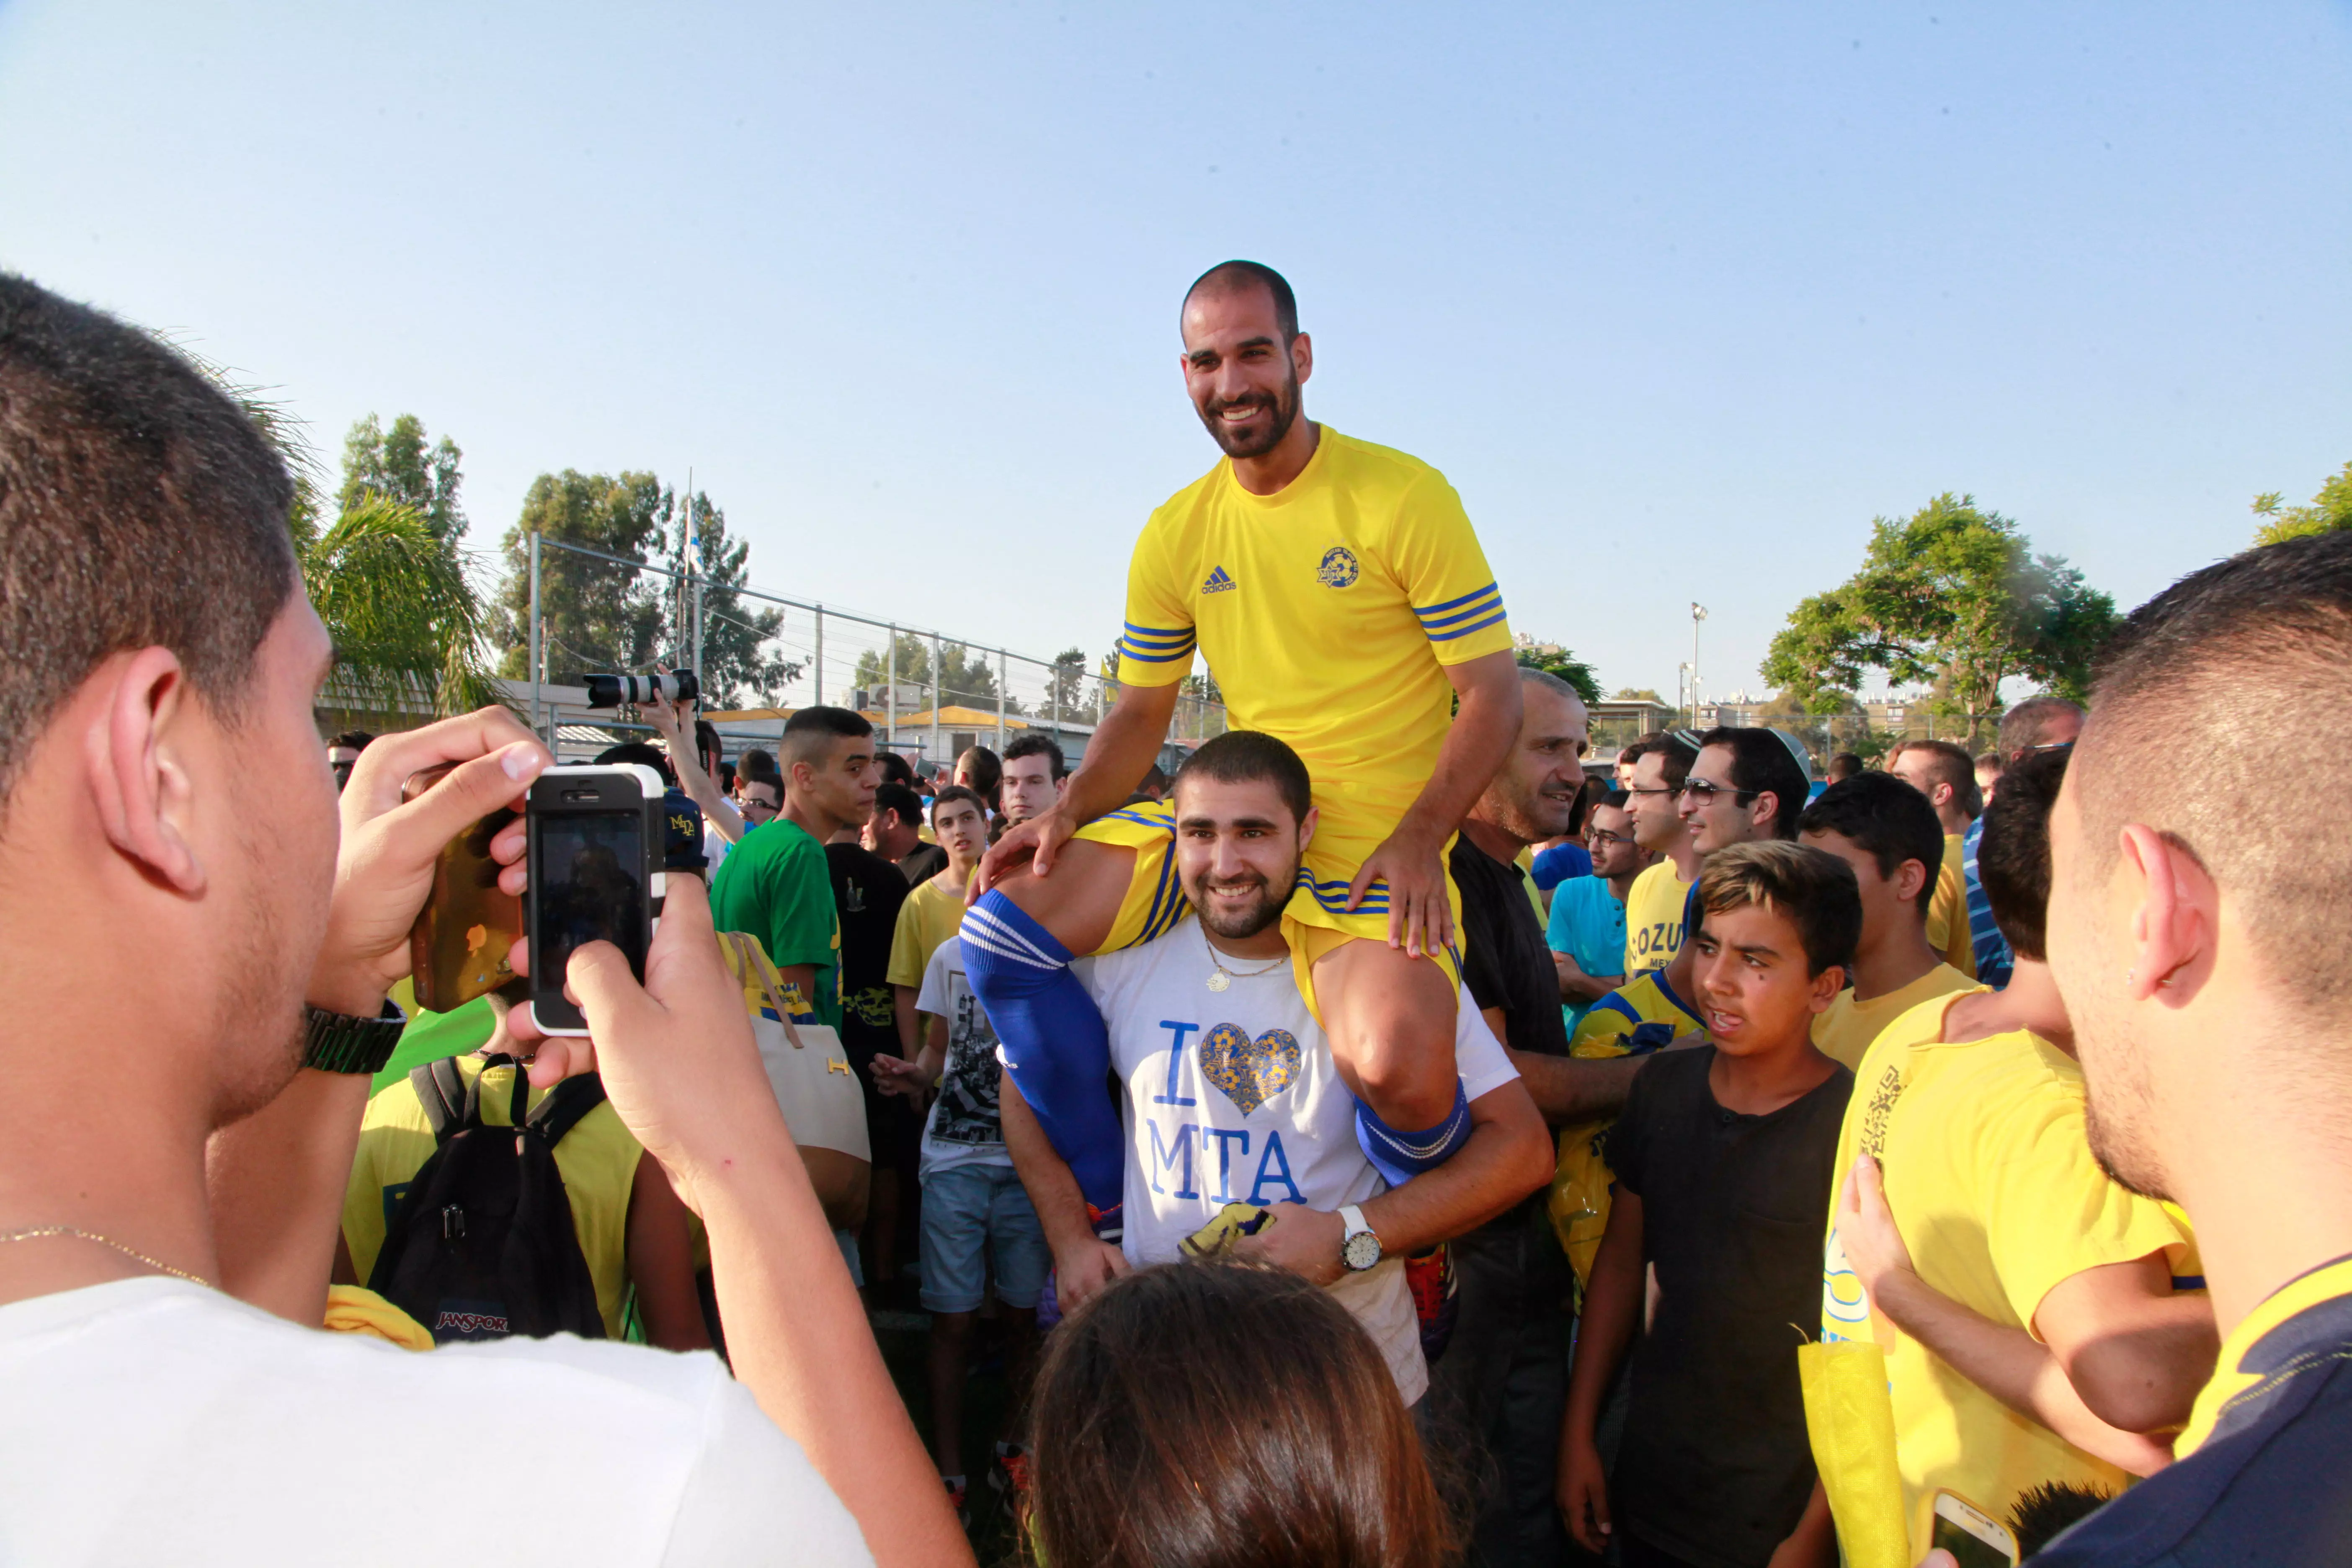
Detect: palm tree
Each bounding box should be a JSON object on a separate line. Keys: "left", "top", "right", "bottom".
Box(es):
{"left": 185, "top": 346, "right": 504, "bottom": 727}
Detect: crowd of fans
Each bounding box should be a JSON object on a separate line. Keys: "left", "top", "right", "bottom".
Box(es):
{"left": 3, "top": 259, "right": 2345, "bottom": 1568}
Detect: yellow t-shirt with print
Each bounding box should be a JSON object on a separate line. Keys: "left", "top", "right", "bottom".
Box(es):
{"left": 1621, "top": 859, "right": 1692, "bottom": 975}
{"left": 1924, "top": 836, "right": 1978, "bottom": 980}
{"left": 1114, "top": 428, "right": 1513, "bottom": 836}
{"left": 887, "top": 873, "right": 968, "bottom": 994}
{"left": 1819, "top": 996, "right": 2190, "bottom": 1560}
{"left": 342, "top": 1054, "right": 646, "bottom": 1340}
{"left": 1810, "top": 962, "right": 1979, "bottom": 1072}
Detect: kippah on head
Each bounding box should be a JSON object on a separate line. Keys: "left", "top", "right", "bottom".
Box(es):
{"left": 0, "top": 273, "right": 299, "bottom": 811}
{"left": 1183, "top": 260, "right": 1299, "bottom": 341}
{"left": 2074, "top": 531, "right": 2352, "bottom": 1015}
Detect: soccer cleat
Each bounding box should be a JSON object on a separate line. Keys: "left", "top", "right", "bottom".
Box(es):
{"left": 989, "top": 1441, "right": 1033, "bottom": 1502}
{"left": 942, "top": 1474, "right": 968, "bottom": 1529}
{"left": 1085, "top": 1199, "right": 1123, "bottom": 1246}
{"left": 1405, "top": 1242, "right": 1459, "bottom": 1364}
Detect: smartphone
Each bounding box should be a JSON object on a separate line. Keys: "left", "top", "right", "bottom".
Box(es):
{"left": 526, "top": 763, "right": 668, "bottom": 1037}
{"left": 1931, "top": 1489, "right": 2020, "bottom": 1568}
{"left": 402, "top": 763, "right": 523, "bottom": 1014}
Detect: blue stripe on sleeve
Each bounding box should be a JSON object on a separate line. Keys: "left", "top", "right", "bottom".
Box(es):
{"left": 1426, "top": 606, "right": 1509, "bottom": 642}
{"left": 1412, "top": 582, "right": 1501, "bottom": 617}
{"left": 1418, "top": 591, "right": 1506, "bottom": 631}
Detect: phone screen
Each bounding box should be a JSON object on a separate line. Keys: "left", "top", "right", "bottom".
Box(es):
{"left": 1932, "top": 1514, "right": 2019, "bottom": 1568}
{"left": 530, "top": 807, "right": 649, "bottom": 1026}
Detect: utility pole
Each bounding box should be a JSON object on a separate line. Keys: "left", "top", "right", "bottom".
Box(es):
{"left": 1689, "top": 603, "right": 1708, "bottom": 728}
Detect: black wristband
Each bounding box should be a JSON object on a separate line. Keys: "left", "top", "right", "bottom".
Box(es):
{"left": 302, "top": 1000, "right": 406, "bottom": 1075}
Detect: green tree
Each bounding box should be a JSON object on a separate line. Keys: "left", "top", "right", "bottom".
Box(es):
{"left": 495, "top": 471, "right": 668, "bottom": 683}
{"left": 1612, "top": 687, "right": 1666, "bottom": 704}
{"left": 1046, "top": 647, "right": 1090, "bottom": 717}
{"left": 1762, "top": 493, "right": 2118, "bottom": 744}
{"left": 339, "top": 413, "right": 465, "bottom": 543}
{"left": 661, "top": 490, "right": 799, "bottom": 707}
{"left": 1513, "top": 640, "right": 1602, "bottom": 704}
{"left": 850, "top": 634, "right": 1008, "bottom": 712}
{"left": 192, "top": 358, "right": 498, "bottom": 724}
{"left": 2252, "top": 461, "right": 2352, "bottom": 546}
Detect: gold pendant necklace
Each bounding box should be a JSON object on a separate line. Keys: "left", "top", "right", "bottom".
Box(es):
{"left": 1207, "top": 952, "right": 1289, "bottom": 992}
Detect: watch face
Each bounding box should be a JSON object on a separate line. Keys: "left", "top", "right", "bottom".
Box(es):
{"left": 1344, "top": 1229, "right": 1382, "bottom": 1271}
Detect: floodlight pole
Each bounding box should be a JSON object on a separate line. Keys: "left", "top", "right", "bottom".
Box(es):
{"left": 1690, "top": 603, "right": 1708, "bottom": 728}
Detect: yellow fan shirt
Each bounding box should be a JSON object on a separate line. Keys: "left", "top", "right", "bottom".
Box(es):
{"left": 1810, "top": 961, "right": 1979, "bottom": 1072}
{"left": 888, "top": 872, "right": 970, "bottom": 994}
{"left": 1819, "top": 996, "right": 2190, "bottom": 1560}
{"left": 1923, "top": 834, "right": 1978, "bottom": 980}
{"left": 343, "top": 1054, "right": 647, "bottom": 1341}
{"left": 1114, "top": 428, "right": 1513, "bottom": 837}
{"left": 1622, "top": 859, "right": 1694, "bottom": 975}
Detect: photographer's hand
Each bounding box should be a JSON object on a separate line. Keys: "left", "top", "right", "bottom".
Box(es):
{"left": 550, "top": 878, "right": 972, "bottom": 1568}
{"left": 309, "top": 708, "right": 548, "bottom": 1016}
{"left": 209, "top": 708, "right": 547, "bottom": 1328}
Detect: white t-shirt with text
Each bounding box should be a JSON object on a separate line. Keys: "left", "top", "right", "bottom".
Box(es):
{"left": 0, "top": 1278, "right": 870, "bottom": 1567}
{"left": 915, "top": 936, "right": 1013, "bottom": 1179}
{"left": 1075, "top": 917, "right": 1518, "bottom": 1403}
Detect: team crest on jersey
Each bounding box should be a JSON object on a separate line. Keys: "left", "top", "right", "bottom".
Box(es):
{"left": 1202, "top": 565, "right": 1237, "bottom": 595}
{"left": 1316, "top": 546, "right": 1360, "bottom": 588}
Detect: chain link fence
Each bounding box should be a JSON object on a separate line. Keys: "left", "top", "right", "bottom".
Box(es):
{"left": 512, "top": 534, "right": 1226, "bottom": 769}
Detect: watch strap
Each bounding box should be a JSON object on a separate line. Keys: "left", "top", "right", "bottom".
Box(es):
{"left": 302, "top": 1000, "right": 406, "bottom": 1075}
{"left": 1338, "top": 1204, "right": 1380, "bottom": 1271}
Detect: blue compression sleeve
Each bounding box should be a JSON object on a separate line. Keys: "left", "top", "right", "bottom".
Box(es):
{"left": 1355, "top": 1083, "right": 1473, "bottom": 1189}
{"left": 962, "top": 891, "right": 1125, "bottom": 1225}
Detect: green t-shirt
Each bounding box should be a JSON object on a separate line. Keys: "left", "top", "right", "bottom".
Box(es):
{"left": 709, "top": 818, "right": 843, "bottom": 1027}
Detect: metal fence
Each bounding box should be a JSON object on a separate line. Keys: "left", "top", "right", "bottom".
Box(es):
{"left": 519, "top": 534, "right": 1226, "bottom": 769}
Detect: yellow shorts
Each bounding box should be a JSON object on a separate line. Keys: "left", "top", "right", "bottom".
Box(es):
{"left": 1074, "top": 799, "right": 1463, "bottom": 1019}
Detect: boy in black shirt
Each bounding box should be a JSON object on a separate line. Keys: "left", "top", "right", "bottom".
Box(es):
{"left": 1559, "top": 841, "right": 1857, "bottom": 1568}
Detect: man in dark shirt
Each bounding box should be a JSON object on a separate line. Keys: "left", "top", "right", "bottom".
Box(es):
{"left": 864, "top": 782, "right": 946, "bottom": 886}
{"left": 1427, "top": 666, "right": 1589, "bottom": 1568}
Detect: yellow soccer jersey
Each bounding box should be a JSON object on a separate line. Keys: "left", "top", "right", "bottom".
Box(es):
{"left": 1819, "top": 997, "right": 2189, "bottom": 1560}
{"left": 1810, "top": 962, "right": 1979, "bottom": 1072}
{"left": 1621, "top": 859, "right": 1693, "bottom": 975}
{"left": 1924, "top": 836, "right": 1978, "bottom": 980}
{"left": 888, "top": 874, "right": 968, "bottom": 994}
{"left": 1571, "top": 968, "right": 1704, "bottom": 1058}
{"left": 1114, "top": 429, "right": 1512, "bottom": 826}
{"left": 343, "top": 1055, "right": 647, "bottom": 1340}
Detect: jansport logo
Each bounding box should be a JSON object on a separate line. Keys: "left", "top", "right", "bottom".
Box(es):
{"left": 1202, "top": 566, "right": 1237, "bottom": 594}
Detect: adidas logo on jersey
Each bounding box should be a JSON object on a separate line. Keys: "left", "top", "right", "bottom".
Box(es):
{"left": 1201, "top": 566, "right": 1237, "bottom": 595}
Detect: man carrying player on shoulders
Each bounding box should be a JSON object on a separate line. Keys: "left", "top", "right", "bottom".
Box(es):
{"left": 965, "top": 260, "right": 1523, "bottom": 1238}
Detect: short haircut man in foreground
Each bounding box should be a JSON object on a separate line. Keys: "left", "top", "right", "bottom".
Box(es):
{"left": 2029, "top": 531, "right": 2352, "bottom": 1565}
{"left": 999, "top": 730, "right": 1552, "bottom": 1403}
{"left": 966, "top": 260, "right": 1525, "bottom": 1238}
{"left": 0, "top": 273, "right": 962, "bottom": 1566}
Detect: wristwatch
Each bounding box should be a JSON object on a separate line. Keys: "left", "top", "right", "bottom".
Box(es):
{"left": 301, "top": 999, "right": 406, "bottom": 1076}
{"left": 1337, "top": 1204, "right": 1382, "bottom": 1272}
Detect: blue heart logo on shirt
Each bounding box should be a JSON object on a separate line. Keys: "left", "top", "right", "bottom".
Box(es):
{"left": 1198, "top": 1023, "right": 1302, "bottom": 1115}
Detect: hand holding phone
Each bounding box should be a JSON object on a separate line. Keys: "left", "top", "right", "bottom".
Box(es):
{"left": 309, "top": 711, "right": 547, "bottom": 1017}
{"left": 526, "top": 763, "right": 668, "bottom": 1036}
{"left": 1931, "top": 1490, "right": 2019, "bottom": 1568}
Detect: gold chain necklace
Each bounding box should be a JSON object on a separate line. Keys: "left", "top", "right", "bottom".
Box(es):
{"left": 0, "top": 1226, "right": 214, "bottom": 1288}
{"left": 1206, "top": 951, "right": 1290, "bottom": 993}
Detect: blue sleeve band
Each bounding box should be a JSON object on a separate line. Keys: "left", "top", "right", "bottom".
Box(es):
{"left": 961, "top": 891, "right": 1125, "bottom": 1220}
{"left": 1353, "top": 1083, "right": 1473, "bottom": 1188}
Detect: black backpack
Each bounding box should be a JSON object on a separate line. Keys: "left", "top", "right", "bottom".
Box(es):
{"left": 367, "top": 1054, "right": 610, "bottom": 1345}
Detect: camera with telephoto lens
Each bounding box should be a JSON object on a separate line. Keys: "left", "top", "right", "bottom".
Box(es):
{"left": 583, "top": 668, "right": 700, "bottom": 709}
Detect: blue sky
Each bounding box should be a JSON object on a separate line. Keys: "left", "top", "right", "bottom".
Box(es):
{"left": 3, "top": 2, "right": 2347, "bottom": 704}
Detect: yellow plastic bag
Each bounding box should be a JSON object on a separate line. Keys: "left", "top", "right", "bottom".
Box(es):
{"left": 1547, "top": 1120, "right": 1616, "bottom": 1296}
{"left": 1797, "top": 1340, "right": 1908, "bottom": 1568}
